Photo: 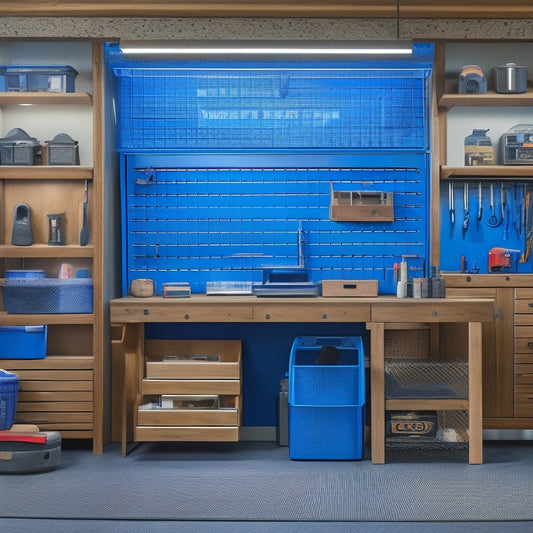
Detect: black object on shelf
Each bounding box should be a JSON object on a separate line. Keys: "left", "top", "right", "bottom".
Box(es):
{"left": 11, "top": 203, "right": 33, "bottom": 246}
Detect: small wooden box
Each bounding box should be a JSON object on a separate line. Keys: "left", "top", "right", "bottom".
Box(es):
{"left": 321, "top": 280, "right": 378, "bottom": 297}
{"left": 329, "top": 184, "right": 394, "bottom": 222}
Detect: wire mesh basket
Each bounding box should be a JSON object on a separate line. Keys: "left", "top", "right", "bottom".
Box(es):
{"left": 385, "top": 358, "right": 468, "bottom": 399}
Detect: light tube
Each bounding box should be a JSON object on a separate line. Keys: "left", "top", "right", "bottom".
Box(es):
{"left": 119, "top": 40, "right": 413, "bottom": 57}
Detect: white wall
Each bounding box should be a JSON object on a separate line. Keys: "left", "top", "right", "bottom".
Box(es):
{"left": 0, "top": 42, "right": 93, "bottom": 166}
{"left": 445, "top": 42, "right": 533, "bottom": 166}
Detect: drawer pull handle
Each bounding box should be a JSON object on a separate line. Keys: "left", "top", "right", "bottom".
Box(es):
{"left": 528, "top": 303, "right": 533, "bottom": 307}
{"left": 343, "top": 284, "right": 357, "bottom": 289}
{"left": 528, "top": 342, "right": 533, "bottom": 347}
{"left": 322, "top": 314, "right": 328, "bottom": 319}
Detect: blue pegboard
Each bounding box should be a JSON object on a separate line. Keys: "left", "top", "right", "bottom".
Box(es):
{"left": 122, "top": 152, "right": 429, "bottom": 295}
{"left": 108, "top": 44, "right": 434, "bottom": 296}
{"left": 440, "top": 180, "right": 533, "bottom": 274}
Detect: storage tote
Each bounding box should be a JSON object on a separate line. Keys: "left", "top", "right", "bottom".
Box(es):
{"left": 288, "top": 336, "right": 365, "bottom": 460}
{"left": 0, "top": 325, "right": 47, "bottom": 359}
{"left": 4, "top": 277, "right": 93, "bottom": 314}
{"left": 2, "top": 65, "right": 77, "bottom": 92}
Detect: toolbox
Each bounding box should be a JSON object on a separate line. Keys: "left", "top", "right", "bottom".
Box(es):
{"left": 0, "top": 429, "right": 61, "bottom": 474}
{"left": 501, "top": 124, "right": 533, "bottom": 165}
{"left": 0, "top": 128, "right": 40, "bottom": 165}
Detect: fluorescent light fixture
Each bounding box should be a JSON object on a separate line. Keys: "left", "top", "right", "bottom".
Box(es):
{"left": 119, "top": 40, "right": 412, "bottom": 57}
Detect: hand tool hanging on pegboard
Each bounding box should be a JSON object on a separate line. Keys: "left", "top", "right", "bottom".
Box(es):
{"left": 449, "top": 181, "right": 455, "bottom": 225}
{"left": 462, "top": 181, "right": 469, "bottom": 236}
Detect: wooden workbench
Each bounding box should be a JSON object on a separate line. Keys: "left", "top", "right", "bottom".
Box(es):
{"left": 110, "top": 295, "right": 494, "bottom": 463}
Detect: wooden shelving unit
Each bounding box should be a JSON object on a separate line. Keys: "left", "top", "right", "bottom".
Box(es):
{"left": 0, "top": 43, "right": 104, "bottom": 453}
{"left": 435, "top": 42, "right": 533, "bottom": 431}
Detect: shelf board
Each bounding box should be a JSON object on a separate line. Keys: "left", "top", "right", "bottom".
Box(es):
{"left": 0, "top": 355, "right": 94, "bottom": 370}
{"left": 0, "top": 92, "right": 92, "bottom": 106}
{"left": 439, "top": 91, "right": 533, "bottom": 109}
{"left": 0, "top": 312, "right": 94, "bottom": 325}
{"left": 0, "top": 244, "right": 94, "bottom": 259}
{"left": 386, "top": 398, "right": 469, "bottom": 410}
{"left": 0, "top": 166, "right": 93, "bottom": 180}
{"left": 441, "top": 165, "right": 533, "bottom": 179}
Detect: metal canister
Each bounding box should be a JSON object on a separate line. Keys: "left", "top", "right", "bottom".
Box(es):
{"left": 493, "top": 63, "right": 528, "bottom": 94}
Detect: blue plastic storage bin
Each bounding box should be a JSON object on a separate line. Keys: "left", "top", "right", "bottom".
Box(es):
{"left": 1, "top": 65, "right": 77, "bottom": 93}
{"left": 0, "top": 370, "right": 18, "bottom": 430}
{"left": 288, "top": 336, "right": 365, "bottom": 460}
{"left": 3, "top": 278, "right": 93, "bottom": 314}
{"left": 0, "top": 325, "right": 47, "bottom": 359}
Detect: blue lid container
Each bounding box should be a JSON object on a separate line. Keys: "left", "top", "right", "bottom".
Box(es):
{"left": 6, "top": 269, "right": 46, "bottom": 279}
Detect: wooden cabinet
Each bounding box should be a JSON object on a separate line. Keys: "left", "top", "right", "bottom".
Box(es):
{"left": 513, "top": 288, "right": 533, "bottom": 418}
{"left": 121, "top": 335, "right": 242, "bottom": 455}
{"left": 444, "top": 275, "right": 533, "bottom": 429}
{"left": 0, "top": 43, "right": 104, "bottom": 453}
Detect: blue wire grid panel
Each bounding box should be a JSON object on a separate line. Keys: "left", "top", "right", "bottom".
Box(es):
{"left": 112, "top": 64, "right": 431, "bottom": 151}
{"left": 122, "top": 152, "right": 429, "bottom": 296}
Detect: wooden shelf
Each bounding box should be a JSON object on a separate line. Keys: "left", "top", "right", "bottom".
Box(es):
{"left": 440, "top": 165, "right": 533, "bottom": 179}
{"left": 0, "top": 244, "right": 94, "bottom": 258}
{"left": 0, "top": 355, "right": 94, "bottom": 370}
{"left": 0, "top": 312, "right": 94, "bottom": 326}
{"left": 439, "top": 91, "right": 533, "bottom": 109}
{"left": 0, "top": 166, "right": 93, "bottom": 180}
{"left": 0, "top": 92, "right": 92, "bottom": 106}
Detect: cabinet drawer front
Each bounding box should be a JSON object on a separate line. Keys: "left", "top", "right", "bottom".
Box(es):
{"left": 515, "top": 385, "right": 533, "bottom": 415}
{"left": 514, "top": 300, "right": 533, "bottom": 314}
{"left": 515, "top": 288, "right": 533, "bottom": 300}
{"left": 142, "top": 379, "right": 240, "bottom": 396}
{"left": 515, "top": 365, "right": 533, "bottom": 384}
{"left": 134, "top": 425, "right": 239, "bottom": 442}
{"left": 514, "top": 314, "right": 533, "bottom": 326}
{"left": 515, "top": 338, "right": 533, "bottom": 354}
{"left": 514, "top": 325, "right": 533, "bottom": 339}
{"left": 146, "top": 361, "right": 240, "bottom": 380}
{"left": 138, "top": 408, "right": 238, "bottom": 427}
{"left": 516, "top": 353, "right": 533, "bottom": 364}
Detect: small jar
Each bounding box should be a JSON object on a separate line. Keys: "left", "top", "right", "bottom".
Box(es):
{"left": 130, "top": 278, "right": 154, "bottom": 297}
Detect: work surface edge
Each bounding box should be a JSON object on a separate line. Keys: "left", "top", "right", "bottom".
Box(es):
{"left": 110, "top": 295, "right": 495, "bottom": 323}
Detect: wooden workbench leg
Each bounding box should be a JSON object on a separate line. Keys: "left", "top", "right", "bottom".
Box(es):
{"left": 368, "top": 322, "right": 385, "bottom": 464}
{"left": 468, "top": 321, "right": 483, "bottom": 465}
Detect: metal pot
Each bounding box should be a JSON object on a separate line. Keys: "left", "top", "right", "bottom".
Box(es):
{"left": 493, "top": 63, "right": 528, "bottom": 94}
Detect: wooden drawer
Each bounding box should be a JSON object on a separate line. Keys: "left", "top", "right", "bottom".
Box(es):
{"left": 514, "top": 338, "right": 533, "bottom": 355}
{"left": 514, "top": 325, "right": 533, "bottom": 339}
{"left": 515, "top": 385, "right": 533, "bottom": 417}
{"left": 142, "top": 379, "right": 240, "bottom": 396}
{"left": 145, "top": 339, "right": 241, "bottom": 380}
{"left": 516, "top": 353, "right": 533, "bottom": 364}
{"left": 138, "top": 407, "right": 239, "bottom": 427}
{"left": 515, "top": 288, "right": 533, "bottom": 300}
{"left": 134, "top": 425, "right": 240, "bottom": 442}
{"left": 514, "top": 299, "right": 533, "bottom": 314}
{"left": 515, "top": 364, "right": 533, "bottom": 384}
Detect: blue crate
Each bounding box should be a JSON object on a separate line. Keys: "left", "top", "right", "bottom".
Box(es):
{"left": 0, "top": 370, "right": 18, "bottom": 430}
{"left": 289, "top": 336, "right": 365, "bottom": 406}
{"left": 288, "top": 336, "right": 365, "bottom": 460}
{"left": 0, "top": 325, "right": 47, "bottom": 359}
{"left": 289, "top": 404, "right": 364, "bottom": 460}
{"left": 3, "top": 278, "right": 93, "bottom": 314}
